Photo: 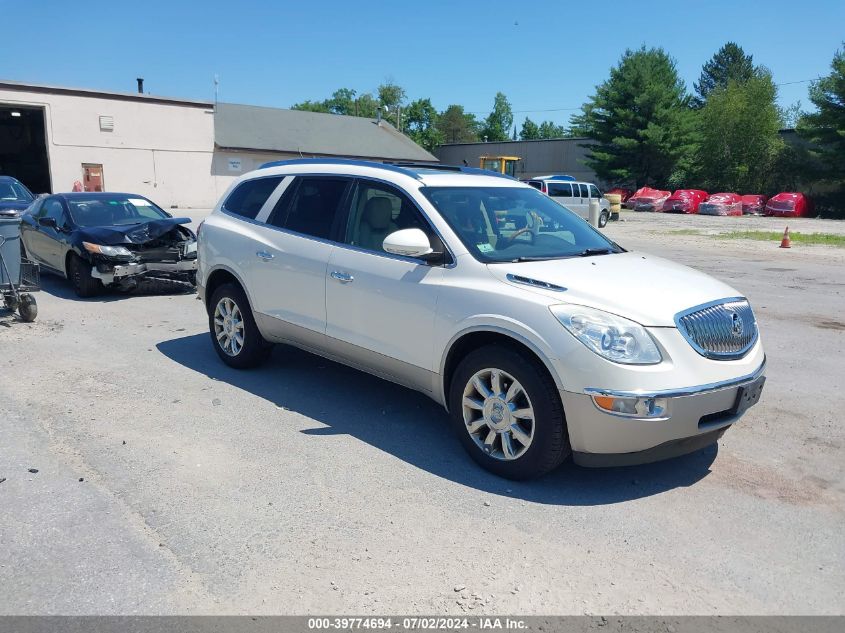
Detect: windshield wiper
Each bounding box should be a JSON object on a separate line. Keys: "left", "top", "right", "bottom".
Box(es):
{"left": 511, "top": 256, "right": 557, "bottom": 262}
{"left": 577, "top": 248, "right": 616, "bottom": 257}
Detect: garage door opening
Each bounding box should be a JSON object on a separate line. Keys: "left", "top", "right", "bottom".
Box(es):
{"left": 0, "top": 105, "right": 51, "bottom": 194}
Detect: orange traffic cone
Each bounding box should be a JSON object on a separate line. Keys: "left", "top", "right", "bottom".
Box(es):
{"left": 779, "top": 226, "right": 791, "bottom": 248}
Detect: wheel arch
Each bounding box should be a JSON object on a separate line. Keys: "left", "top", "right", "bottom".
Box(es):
{"left": 204, "top": 265, "right": 253, "bottom": 315}
{"left": 439, "top": 326, "right": 563, "bottom": 411}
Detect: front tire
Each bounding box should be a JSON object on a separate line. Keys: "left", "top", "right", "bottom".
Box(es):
{"left": 68, "top": 254, "right": 103, "bottom": 298}
{"left": 209, "top": 283, "right": 272, "bottom": 368}
{"left": 449, "top": 344, "right": 569, "bottom": 480}
{"left": 598, "top": 210, "right": 609, "bottom": 228}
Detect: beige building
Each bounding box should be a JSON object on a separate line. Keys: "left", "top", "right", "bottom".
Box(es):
{"left": 0, "top": 80, "right": 436, "bottom": 209}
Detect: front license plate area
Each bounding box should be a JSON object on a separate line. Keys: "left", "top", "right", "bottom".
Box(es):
{"left": 731, "top": 376, "right": 766, "bottom": 416}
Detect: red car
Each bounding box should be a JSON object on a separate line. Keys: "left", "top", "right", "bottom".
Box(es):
{"left": 699, "top": 193, "right": 743, "bottom": 216}
{"left": 765, "top": 192, "right": 811, "bottom": 217}
{"left": 627, "top": 187, "right": 671, "bottom": 212}
{"left": 741, "top": 194, "right": 768, "bottom": 215}
{"left": 662, "top": 189, "right": 709, "bottom": 214}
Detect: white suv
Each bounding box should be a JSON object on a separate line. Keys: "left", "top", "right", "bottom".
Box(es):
{"left": 197, "top": 160, "right": 765, "bottom": 480}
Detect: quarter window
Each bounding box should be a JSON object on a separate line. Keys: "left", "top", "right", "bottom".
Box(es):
{"left": 271, "top": 177, "right": 349, "bottom": 240}
{"left": 223, "top": 176, "right": 284, "bottom": 220}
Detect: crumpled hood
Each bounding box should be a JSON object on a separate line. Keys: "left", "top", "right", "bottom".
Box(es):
{"left": 487, "top": 251, "right": 742, "bottom": 327}
{"left": 74, "top": 217, "right": 193, "bottom": 245}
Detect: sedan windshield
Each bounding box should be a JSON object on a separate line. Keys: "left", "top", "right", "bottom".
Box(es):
{"left": 67, "top": 195, "right": 170, "bottom": 227}
{"left": 0, "top": 181, "right": 34, "bottom": 202}
{"left": 421, "top": 186, "right": 622, "bottom": 262}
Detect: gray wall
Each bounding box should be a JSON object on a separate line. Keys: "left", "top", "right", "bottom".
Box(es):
{"left": 435, "top": 138, "right": 601, "bottom": 185}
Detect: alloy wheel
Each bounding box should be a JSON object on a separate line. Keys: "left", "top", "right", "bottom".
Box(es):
{"left": 213, "top": 297, "right": 245, "bottom": 356}
{"left": 462, "top": 367, "right": 535, "bottom": 461}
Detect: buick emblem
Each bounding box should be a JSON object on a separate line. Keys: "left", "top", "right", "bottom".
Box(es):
{"left": 730, "top": 312, "right": 744, "bottom": 337}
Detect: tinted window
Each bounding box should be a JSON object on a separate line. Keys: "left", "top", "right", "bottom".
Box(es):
{"left": 344, "top": 181, "right": 436, "bottom": 255}
{"left": 589, "top": 184, "right": 601, "bottom": 198}
{"left": 43, "top": 199, "right": 68, "bottom": 227}
{"left": 579, "top": 184, "right": 589, "bottom": 198}
{"left": 526, "top": 181, "right": 542, "bottom": 190}
{"left": 274, "top": 177, "right": 349, "bottom": 239}
{"left": 223, "top": 176, "right": 283, "bottom": 220}
{"left": 547, "top": 182, "right": 572, "bottom": 197}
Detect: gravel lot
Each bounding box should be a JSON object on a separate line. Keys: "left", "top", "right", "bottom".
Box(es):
{"left": 1, "top": 210, "right": 843, "bottom": 615}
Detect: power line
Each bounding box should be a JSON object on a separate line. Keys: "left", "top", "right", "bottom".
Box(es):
{"left": 775, "top": 78, "right": 819, "bottom": 86}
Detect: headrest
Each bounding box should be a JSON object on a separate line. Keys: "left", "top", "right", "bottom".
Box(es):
{"left": 363, "top": 197, "right": 393, "bottom": 230}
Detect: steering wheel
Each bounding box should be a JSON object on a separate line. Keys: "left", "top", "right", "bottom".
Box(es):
{"left": 502, "top": 226, "right": 534, "bottom": 244}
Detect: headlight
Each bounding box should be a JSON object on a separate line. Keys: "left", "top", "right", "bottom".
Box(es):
{"left": 550, "top": 304, "right": 662, "bottom": 365}
{"left": 82, "top": 241, "right": 132, "bottom": 257}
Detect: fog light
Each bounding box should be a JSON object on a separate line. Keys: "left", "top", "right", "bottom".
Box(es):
{"left": 592, "top": 395, "right": 668, "bottom": 418}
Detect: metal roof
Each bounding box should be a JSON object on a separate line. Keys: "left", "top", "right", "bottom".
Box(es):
{"left": 0, "top": 79, "right": 213, "bottom": 108}
{"left": 214, "top": 102, "right": 437, "bottom": 162}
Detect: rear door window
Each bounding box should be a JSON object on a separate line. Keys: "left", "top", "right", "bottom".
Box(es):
{"left": 223, "top": 176, "right": 284, "bottom": 220}
{"left": 270, "top": 177, "right": 350, "bottom": 240}
{"left": 579, "top": 184, "right": 589, "bottom": 198}
{"left": 547, "top": 182, "right": 572, "bottom": 197}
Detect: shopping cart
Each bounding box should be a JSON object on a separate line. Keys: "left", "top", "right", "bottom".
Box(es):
{"left": 0, "top": 214, "right": 40, "bottom": 322}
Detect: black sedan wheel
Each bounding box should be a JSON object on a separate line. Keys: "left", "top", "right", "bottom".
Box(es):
{"left": 68, "top": 254, "right": 103, "bottom": 298}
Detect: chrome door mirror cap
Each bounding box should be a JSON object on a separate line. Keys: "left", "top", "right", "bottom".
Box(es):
{"left": 382, "top": 228, "right": 433, "bottom": 258}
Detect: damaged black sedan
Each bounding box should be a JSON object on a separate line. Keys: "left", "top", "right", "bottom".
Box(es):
{"left": 20, "top": 192, "right": 197, "bottom": 297}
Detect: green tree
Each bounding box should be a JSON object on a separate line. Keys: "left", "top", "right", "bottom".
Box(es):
{"left": 697, "top": 71, "right": 784, "bottom": 192}
{"left": 572, "top": 46, "right": 698, "bottom": 187}
{"left": 798, "top": 45, "right": 845, "bottom": 191}
{"left": 694, "top": 42, "right": 756, "bottom": 107}
{"left": 481, "top": 92, "right": 513, "bottom": 142}
{"left": 435, "top": 105, "right": 479, "bottom": 143}
{"left": 291, "top": 99, "right": 330, "bottom": 113}
{"left": 538, "top": 120, "right": 567, "bottom": 139}
{"left": 378, "top": 80, "right": 407, "bottom": 128}
{"left": 520, "top": 117, "right": 540, "bottom": 140}
{"left": 404, "top": 98, "right": 443, "bottom": 152}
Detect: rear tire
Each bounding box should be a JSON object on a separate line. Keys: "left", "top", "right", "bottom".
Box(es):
{"left": 208, "top": 282, "right": 272, "bottom": 369}
{"left": 67, "top": 254, "right": 103, "bottom": 298}
{"left": 448, "top": 344, "right": 569, "bottom": 480}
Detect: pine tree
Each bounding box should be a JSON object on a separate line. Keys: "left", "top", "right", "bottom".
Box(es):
{"left": 694, "top": 42, "right": 756, "bottom": 106}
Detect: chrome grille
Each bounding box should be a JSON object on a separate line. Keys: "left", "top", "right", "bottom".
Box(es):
{"left": 675, "top": 299, "right": 758, "bottom": 360}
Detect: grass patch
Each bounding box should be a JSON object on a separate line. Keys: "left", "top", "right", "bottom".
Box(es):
{"left": 667, "top": 229, "right": 704, "bottom": 236}
{"left": 715, "top": 231, "right": 845, "bottom": 247}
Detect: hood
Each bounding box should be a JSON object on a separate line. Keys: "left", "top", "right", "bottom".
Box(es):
{"left": 74, "top": 217, "right": 193, "bottom": 245}
{"left": 487, "top": 252, "right": 741, "bottom": 327}
{"left": 0, "top": 201, "right": 31, "bottom": 215}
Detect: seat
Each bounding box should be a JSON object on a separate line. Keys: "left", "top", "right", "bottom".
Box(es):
{"left": 358, "top": 196, "right": 397, "bottom": 252}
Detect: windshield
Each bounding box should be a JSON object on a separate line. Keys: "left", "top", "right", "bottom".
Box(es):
{"left": 67, "top": 195, "right": 169, "bottom": 227}
{"left": 421, "top": 186, "right": 622, "bottom": 263}
{"left": 0, "top": 181, "right": 34, "bottom": 203}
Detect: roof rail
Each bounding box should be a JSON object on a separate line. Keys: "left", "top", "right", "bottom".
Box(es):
{"left": 387, "top": 162, "right": 515, "bottom": 179}
{"left": 534, "top": 174, "right": 576, "bottom": 181}
{"left": 257, "top": 158, "right": 423, "bottom": 180}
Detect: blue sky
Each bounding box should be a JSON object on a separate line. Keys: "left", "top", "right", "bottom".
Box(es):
{"left": 2, "top": 0, "right": 842, "bottom": 127}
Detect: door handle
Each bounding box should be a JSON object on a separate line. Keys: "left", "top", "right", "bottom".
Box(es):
{"left": 256, "top": 250, "right": 274, "bottom": 261}
{"left": 330, "top": 271, "right": 354, "bottom": 283}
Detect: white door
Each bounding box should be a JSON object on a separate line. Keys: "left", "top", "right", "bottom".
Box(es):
{"left": 325, "top": 180, "right": 444, "bottom": 380}
{"left": 246, "top": 176, "right": 351, "bottom": 337}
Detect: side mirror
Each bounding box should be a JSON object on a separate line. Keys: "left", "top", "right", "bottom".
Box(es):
{"left": 38, "top": 217, "right": 57, "bottom": 229}
{"left": 383, "top": 228, "right": 434, "bottom": 258}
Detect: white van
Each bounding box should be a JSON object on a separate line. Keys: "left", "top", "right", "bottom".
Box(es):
{"left": 523, "top": 176, "right": 610, "bottom": 227}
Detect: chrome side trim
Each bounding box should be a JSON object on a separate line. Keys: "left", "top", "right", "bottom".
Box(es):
{"left": 506, "top": 273, "right": 567, "bottom": 292}
{"left": 583, "top": 357, "right": 766, "bottom": 399}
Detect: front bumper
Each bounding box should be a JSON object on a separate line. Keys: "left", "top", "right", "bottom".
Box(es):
{"left": 563, "top": 359, "right": 766, "bottom": 467}
{"left": 91, "top": 259, "right": 197, "bottom": 285}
